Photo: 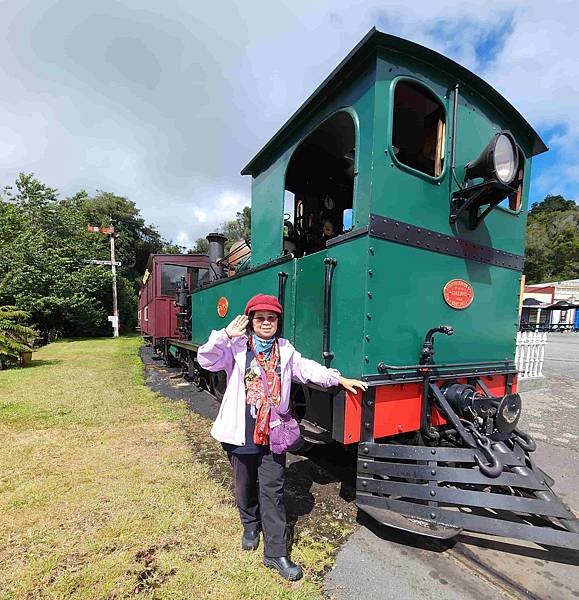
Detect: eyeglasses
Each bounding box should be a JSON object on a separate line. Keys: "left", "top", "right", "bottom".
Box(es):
{"left": 253, "top": 315, "right": 278, "bottom": 323}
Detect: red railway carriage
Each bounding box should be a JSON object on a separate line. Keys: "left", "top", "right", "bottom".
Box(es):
{"left": 139, "top": 254, "right": 209, "bottom": 351}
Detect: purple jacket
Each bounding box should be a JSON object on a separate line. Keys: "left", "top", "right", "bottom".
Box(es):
{"left": 197, "top": 329, "right": 341, "bottom": 447}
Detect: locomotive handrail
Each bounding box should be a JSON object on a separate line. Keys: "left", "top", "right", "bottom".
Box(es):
{"left": 376, "top": 359, "right": 514, "bottom": 372}
{"left": 277, "top": 271, "right": 288, "bottom": 310}
{"left": 277, "top": 271, "right": 288, "bottom": 336}
{"left": 322, "top": 257, "right": 337, "bottom": 366}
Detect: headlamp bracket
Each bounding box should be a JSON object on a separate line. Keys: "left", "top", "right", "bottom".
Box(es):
{"left": 450, "top": 179, "right": 515, "bottom": 230}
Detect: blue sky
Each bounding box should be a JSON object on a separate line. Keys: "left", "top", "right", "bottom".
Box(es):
{"left": 0, "top": 0, "right": 576, "bottom": 247}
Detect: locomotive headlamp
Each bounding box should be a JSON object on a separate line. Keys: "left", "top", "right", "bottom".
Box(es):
{"left": 465, "top": 131, "right": 518, "bottom": 186}
{"left": 450, "top": 130, "right": 520, "bottom": 229}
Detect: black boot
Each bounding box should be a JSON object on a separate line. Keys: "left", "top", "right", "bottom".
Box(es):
{"left": 241, "top": 529, "right": 260, "bottom": 551}
{"left": 263, "top": 556, "right": 303, "bottom": 581}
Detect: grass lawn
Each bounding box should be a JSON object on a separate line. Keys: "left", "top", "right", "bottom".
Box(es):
{"left": 0, "top": 336, "right": 326, "bottom": 599}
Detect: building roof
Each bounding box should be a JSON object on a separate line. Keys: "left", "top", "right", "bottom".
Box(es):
{"left": 544, "top": 300, "right": 579, "bottom": 310}
{"left": 241, "top": 28, "right": 547, "bottom": 176}
{"left": 530, "top": 279, "right": 579, "bottom": 287}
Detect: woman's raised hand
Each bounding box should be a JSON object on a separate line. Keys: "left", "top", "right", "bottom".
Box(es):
{"left": 225, "top": 315, "right": 249, "bottom": 338}
{"left": 338, "top": 376, "right": 368, "bottom": 394}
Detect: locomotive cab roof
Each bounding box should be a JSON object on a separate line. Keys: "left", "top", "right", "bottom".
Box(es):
{"left": 242, "top": 28, "right": 546, "bottom": 177}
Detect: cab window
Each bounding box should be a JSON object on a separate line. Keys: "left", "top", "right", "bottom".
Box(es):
{"left": 284, "top": 111, "right": 356, "bottom": 256}
{"left": 392, "top": 80, "right": 445, "bottom": 177}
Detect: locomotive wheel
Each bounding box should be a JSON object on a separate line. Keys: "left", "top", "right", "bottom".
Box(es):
{"left": 166, "top": 352, "right": 179, "bottom": 368}
{"left": 209, "top": 371, "right": 227, "bottom": 402}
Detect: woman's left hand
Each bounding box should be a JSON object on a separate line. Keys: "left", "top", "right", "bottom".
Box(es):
{"left": 338, "top": 376, "right": 368, "bottom": 394}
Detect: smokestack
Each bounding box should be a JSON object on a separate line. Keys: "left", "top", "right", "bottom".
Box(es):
{"left": 206, "top": 233, "right": 227, "bottom": 281}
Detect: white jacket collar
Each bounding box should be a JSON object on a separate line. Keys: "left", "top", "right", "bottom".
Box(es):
{"left": 230, "top": 335, "right": 293, "bottom": 371}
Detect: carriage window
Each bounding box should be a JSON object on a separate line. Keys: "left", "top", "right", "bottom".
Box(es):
{"left": 392, "top": 81, "right": 445, "bottom": 177}
{"left": 160, "top": 264, "right": 187, "bottom": 296}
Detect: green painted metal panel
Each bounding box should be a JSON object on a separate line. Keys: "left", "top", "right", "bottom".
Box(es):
{"left": 364, "top": 237, "right": 521, "bottom": 372}
{"left": 289, "top": 236, "right": 368, "bottom": 377}
{"left": 325, "top": 236, "right": 368, "bottom": 377}
{"left": 190, "top": 261, "right": 295, "bottom": 346}
{"left": 250, "top": 160, "right": 287, "bottom": 266}
{"left": 293, "top": 252, "right": 326, "bottom": 361}
{"left": 242, "top": 30, "right": 545, "bottom": 176}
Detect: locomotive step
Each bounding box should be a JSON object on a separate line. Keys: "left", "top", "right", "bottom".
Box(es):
{"left": 357, "top": 501, "right": 462, "bottom": 540}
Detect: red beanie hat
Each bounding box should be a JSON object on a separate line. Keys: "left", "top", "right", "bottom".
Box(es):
{"left": 244, "top": 293, "right": 282, "bottom": 316}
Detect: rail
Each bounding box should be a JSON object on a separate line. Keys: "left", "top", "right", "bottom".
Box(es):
{"left": 515, "top": 331, "right": 547, "bottom": 379}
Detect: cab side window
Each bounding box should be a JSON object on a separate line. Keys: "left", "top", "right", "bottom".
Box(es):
{"left": 392, "top": 81, "right": 445, "bottom": 177}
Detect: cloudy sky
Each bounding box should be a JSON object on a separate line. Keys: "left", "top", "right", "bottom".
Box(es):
{"left": 0, "top": 0, "right": 577, "bottom": 248}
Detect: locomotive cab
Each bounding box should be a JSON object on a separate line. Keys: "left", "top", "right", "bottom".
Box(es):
{"left": 188, "top": 29, "right": 579, "bottom": 550}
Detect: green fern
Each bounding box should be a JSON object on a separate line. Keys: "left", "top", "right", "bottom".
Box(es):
{"left": 0, "top": 306, "right": 36, "bottom": 368}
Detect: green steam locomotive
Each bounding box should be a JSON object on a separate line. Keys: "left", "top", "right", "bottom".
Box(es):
{"left": 161, "top": 29, "right": 579, "bottom": 550}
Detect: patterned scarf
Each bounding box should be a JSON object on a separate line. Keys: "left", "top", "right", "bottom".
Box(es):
{"left": 248, "top": 335, "right": 281, "bottom": 446}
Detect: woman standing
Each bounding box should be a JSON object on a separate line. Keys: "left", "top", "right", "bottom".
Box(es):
{"left": 197, "top": 294, "right": 367, "bottom": 581}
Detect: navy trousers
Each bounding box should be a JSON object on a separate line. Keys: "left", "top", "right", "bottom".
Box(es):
{"left": 227, "top": 451, "right": 287, "bottom": 558}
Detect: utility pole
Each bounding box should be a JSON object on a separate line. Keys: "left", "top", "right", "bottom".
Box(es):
{"left": 109, "top": 229, "right": 119, "bottom": 337}
{"left": 87, "top": 222, "right": 120, "bottom": 337}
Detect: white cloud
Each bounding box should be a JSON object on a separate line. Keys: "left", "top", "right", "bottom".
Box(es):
{"left": 0, "top": 0, "right": 575, "bottom": 254}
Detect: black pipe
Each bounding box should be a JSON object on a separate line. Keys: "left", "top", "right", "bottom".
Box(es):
{"left": 420, "top": 369, "right": 439, "bottom": 441}
{"left": 377, "top": 359, "right": 512, "bottom": 373}
{"left": 277, "top": 271, "right": 288, "bottom": 336}
{"left": 419, "top": 325, "right": 453, "bottom": 365}
{"left": 322, "top": 257, "right": 337, "bottom": 365}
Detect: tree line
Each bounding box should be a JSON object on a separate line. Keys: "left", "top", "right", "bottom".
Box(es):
{"left": 0, "top": 173, "right": 181, "bottom": 348}
{"left": 524, "top": 195, "right": 578, "bottom": 284}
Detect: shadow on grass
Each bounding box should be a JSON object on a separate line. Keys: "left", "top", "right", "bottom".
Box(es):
{"left": 24, "top": 359, "right": 62, "bottom": 368}
{"left": 284, "top": 443, "right": 359, "bottom": 548}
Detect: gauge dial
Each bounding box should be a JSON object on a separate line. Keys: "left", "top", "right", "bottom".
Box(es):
{"left": 323, "top": 195, "right": 335, "bottom": 210}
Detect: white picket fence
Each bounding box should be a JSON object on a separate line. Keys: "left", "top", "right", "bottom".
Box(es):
{"left": 515, "top": 331, "right": 547, "bottom": 378}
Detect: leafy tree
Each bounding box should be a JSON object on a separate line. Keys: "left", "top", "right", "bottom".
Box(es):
{"left": 524, "top": 195, "right": 579, "bottom": 283}
{"left": 190, "top": 238, "right": 209, "bottom": 254}
{"left": 79, "top": 191, "right": 169, "bottom": 279}
{"left": 0, "top": 173, "right": 178, "bottom": 340}
{"left": 189, "top": 206, "right": 251, "bottom": 254}
{"left": 0, "top": 306, "right": 36, "bottom": 369}
{"left": 221, "top": 206, "right": 251, "bottom": 253}
{"left": 529, "top": 194, "right": 576, "bottom": 216}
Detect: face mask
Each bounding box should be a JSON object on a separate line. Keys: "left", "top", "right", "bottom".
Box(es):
{"left": 251, "top": 334, "right": 274, "bottom": 357}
